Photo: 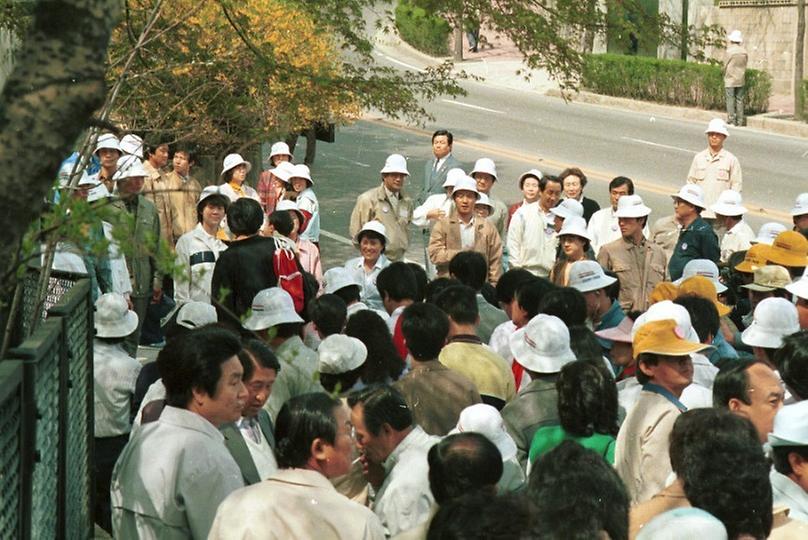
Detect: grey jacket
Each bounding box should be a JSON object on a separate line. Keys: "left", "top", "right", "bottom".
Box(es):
{"left": 501, "top": 374, "right": 560, "bottom": 468}
{"left": 723, "top": 43, "right": 748, "bottom": 87}
{"left": 220, "top": 409, "right": 276, "bottom": 486}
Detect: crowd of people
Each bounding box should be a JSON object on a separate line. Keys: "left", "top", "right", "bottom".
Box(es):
{"left": 64, "top": 121, "right": 808, "bottom": 539}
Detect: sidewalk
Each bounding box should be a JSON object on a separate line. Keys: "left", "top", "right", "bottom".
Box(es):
{"left": 376, "top": 27, "right": 808, "bottom": 139}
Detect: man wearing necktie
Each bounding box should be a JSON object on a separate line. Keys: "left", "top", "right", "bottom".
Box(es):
{"left": 423, "top": 129, "right": 461, "bottom": 201}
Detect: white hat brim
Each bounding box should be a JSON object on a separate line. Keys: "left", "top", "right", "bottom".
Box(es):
{"left": 786, "top": 279, "right": 808, "bottom": 300}
{"left": 243, "top": 310, "right": 303, "bottom": 331}
{"left": 614, "top": 206, "right": 652, "bottom": 218}
{"left": 571, "top": 275, "right": 617, "bottom": 293}
{"left": 221, "top": 159, "right": 252, "bottom": 176}
{"left": 509, "top": 327, "right": 576, "bottom": 373}
{"left": 95, "top": 310, "right": 139, "bottom": 338}
{"left": 711, "top": 204, "right": 747, "bottom": 216}
{"left": 741, "top": 324, "right": 783, "bottom": 349}
{"left": 671, "top": 193, "right": 706, "bottom": 209}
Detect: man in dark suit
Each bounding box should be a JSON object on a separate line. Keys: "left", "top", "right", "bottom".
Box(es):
{"left": 423, "top": 129, "right": 461, "bottom": 200}
{"left": 221, "top": 339, "right": 281, "bottom": 485}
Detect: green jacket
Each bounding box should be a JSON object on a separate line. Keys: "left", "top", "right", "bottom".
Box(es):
{"left": 667, "top": 216, "right": 719, "bottom": 281}
{"left": 113, "top": 195, "right": 161, "bottom": 297}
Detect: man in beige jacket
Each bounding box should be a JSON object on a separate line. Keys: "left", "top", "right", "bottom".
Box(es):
{"left": 724, "top": 30, "right": 748, "bottom": 127}
{"left": 350, "top": 154, "right": 414, "bottom": 262}
{"left": 428, "top": 176, "right": 502, "bottom": 284}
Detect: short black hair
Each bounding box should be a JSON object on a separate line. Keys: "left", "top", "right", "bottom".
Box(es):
{"left": 227, "top": 198, "right": 264, "bottom": 236}
{"left": 427, "top": 492, "right": 533, "bottom": 540}
{"left": 407, "top": 263, "right": 428, "bottom": 302}
{"left": 424, "top": 277, "right": 461, "bottom": 304}
{"left": 495, "top": 268, "right": 536, "bottom": 305}
{"left": 428, "top": 433, "right": 503, "bottom": 505}
{"left": 242, "top": 338, "right": 281, "bottom": 372}
{"left": 161, "top": 326, "right": 243, "bottom": 408}
{"left": 567, "top": 326, "right": 605, "bottom": 367}
{"left": 676, "top": 408, "right": 772, "bottom": 539}
{"left": 308, "top": 294, "right": 347, "bottom": 337}
{"left": 356, "top": 229, "right": 386, "bottom": 250}
{"left": 635, "top": 352, "right": 659, "bottom": 385}
{"left": 269, "top": 209, "right": 294, "bottom": 236}
{"left": 712, "top": 359, "right": 757, "bottom": 408}
{"left": 274, "top": 393, "right": 340, "bottom": 469}
{"left": 539, "top": 175, "right": 561, "bottom": 192}
{"left": 401, "top": 302, "right": 449, "bottom": 361}
{"left": 772, "top": 445, "right": 808, "bottom": 476}
{"left": 348, "top": 385, "right": 412, "bottom": 436}
{"left": 376, "top": 262, "right": 417, "bottom": 303}
{"left": 538, "top": 286, "right": 586, "bottom": 327}
{"left": 449, "top": 251, "right": 488, "bottom": 291}
{"left": 432, "top": 129, "right": 453, "bottom": 146}
{"left": 433, "top": 285, "right": 478, "bottom": 326}
{"left": 171, "top": 144, "right": 196, "bottom": 164}
{"left": 345, "top": 310, "right": 404, "bottom": 382}
{"left": 196, "top": 194, "right": 229, "bottom": 223}
{"left": 558, "top": 167, "right": 587, "bottom": 189}
{"left": 557, "top": 361, "right": 619, "bottom": 438}
{"left": 675, "top": 295, "right": 719, "bottom": 344}
{"left": 609, "top": 176, "right": 634, "bottom": 194}
{"left": 515, "top": 278, "right": 555, "bottom": 320}
{"left": 274, "top": 322, "right": 302, "bottom": 339}
{"left": 776, "top": 330, "right": 808, "bottom": 401}
{"left": 332, "top": 284, "right": 361, "bottom": 306}
{"left": 527, "top": 440, "right": 628, "bottom": 540}
{"left": 145, "top": 139, "right": 169, "bottom": 159}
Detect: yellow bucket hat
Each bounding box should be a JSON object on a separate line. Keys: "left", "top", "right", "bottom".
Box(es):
{"left": 633, "top": 319, "right": 710, "bottom": 357}
{"left": 677, "top": 276, "right": 732, "bottom": 317}
{"left": 762, "top": 231, "right": 808, "bottom": 268}
{"left": 734, "top": 243, "right": 769, "bottom": 274}
{"left": 649, "top": 282, "right": 678, "bottom": 305}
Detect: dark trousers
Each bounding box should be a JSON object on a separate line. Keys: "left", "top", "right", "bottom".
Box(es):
{"left": 94, "top": 434, "right": 130, "bottom": 534}
{"left": 725, "top": 86, "right": 745, "bottom": 126}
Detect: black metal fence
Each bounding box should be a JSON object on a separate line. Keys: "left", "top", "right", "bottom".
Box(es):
{"left": 0, "top": 271, "right": 94, "bottom": 539}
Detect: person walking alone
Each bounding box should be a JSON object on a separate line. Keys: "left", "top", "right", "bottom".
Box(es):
{"left": 724, "top": 30, "right": 748, "bottom": 127}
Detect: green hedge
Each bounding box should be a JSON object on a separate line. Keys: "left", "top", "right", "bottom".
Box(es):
{"left": 582, "top": 54, "right": 772, "bottom": 115}
{"left": 395, "top": 0, "right": 450, "bottom": 57}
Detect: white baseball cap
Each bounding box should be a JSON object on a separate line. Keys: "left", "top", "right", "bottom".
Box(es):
{"left": 557, "top": 215, "right": 591, "bottom": 241}
{"left": 672, "top": 184, "right": 707, "bottom": 209}
{"left": 113, "top": 155, "right": 147, "bottom": 181}
{"left": 711, "top": 190, "right": 747, "bottom": 217}
{"left": 119, "top": 134, "right": 144, "bottom": 158}
{"left": 318, "top": 334, "right": 367, "bottom": 374}
{"left": 323, "top": 267, "right": 362, "bottom": 295}
{"left": 443, "top": 168, "right": 466, "bottom": 188}
{"left": 568, "top": 260, "right": 616, "bottom": 293}
{"left": 380, "top": 154, "right": 409, "bottom": 175}
{"left": 94, "top": 293, "right": 138, "bottom": 338}
{"left": 614, "top": 194, "right": 652, "bottom": 218}
{"left": 509, "top": 314, "right": 576, "bottom": 373}
{"left": 270, "top": 161, "right": 296, "bottom": 184}
{"left": 752, "top": 222, "right": 787, "bottom": 245}
{"left": 198, "top": 185, "right": 228, "bottom": 205}
{"left": 791, "top": 192, "right": 808, "bottom": 217}
{"left": 355, "top": 220, "right": 387, "bottom": 243}
{"left": 475, "top": 193, "right": 494, "bottom": 210}
{"left": 289, "top": 164, "right": 313, "bottom": 185}
{"left": 518, "top": 169, "right": 543, "bottom": 186}
{"left": 673, "top": 259, "right": 728, "bottom": 294}
{"left": 550, "top": 199, "right": 584, "bottom": 220}
{"left": 785, "top": 267, "right": 808, "bottom": 301}
{"left": 94, "top": 133, "right": 121, "bottom": 155}
{"left": 176, "top": 302, "right": 217, "bottom": 329}
{"left": 631, "top": 300, "right": 700, "bottom": 344}
{"left": 221, "top": 153, "right": 252, "bottom": 176}
{"left": 243, "top": 288, "right": 303, "bottom": 331}
{"left": 450, "top": 403, "right": 517, "bottom": 461}
{"left": 452, "top": 176, "right": 480, "bottom": 198}
{"left": 470, "top": 158, "right": 497, "bottom": 180}
{"left": 768, "top": 400, "right": 808, "bottom": 447}
{"left": 269, "top": 141, "right": 292, "bottom": 159}
{"left": 741, "top": 297, "right": 800, "bottom": 349}
{"left": 728, "top": 30, "right": 743, "bottom": 44}
{"left": 705, "top": 118, "right": 729, "bottom": 137}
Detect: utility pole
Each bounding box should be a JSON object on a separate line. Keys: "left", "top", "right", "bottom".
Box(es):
{"left": 680, "top": 0, "right": 689, "bottom": 61}
{"left": 796, "top": 0, "right": 806, "bottom": 120}
{"left": 454, "top": 10, "right": 463, "bottom": 62}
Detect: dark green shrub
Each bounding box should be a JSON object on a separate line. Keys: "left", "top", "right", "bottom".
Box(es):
{"left": 395, "top": 0, "right": 450, "bottom": 57}
{"left": 582, "top": 54, "right": 772, "bottom": 115}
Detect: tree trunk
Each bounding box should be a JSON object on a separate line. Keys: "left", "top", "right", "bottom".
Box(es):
{"left": 454, "top": 11, "right": 463, "bottom": 62}
{"left": 681, "top": 0, "right": 689, "bottom": 61}
{"left": 796, "top": 0, "right": 806, "bottom": 120}
{"left": 0, "top": 0, "right": 120, "bottom": 302}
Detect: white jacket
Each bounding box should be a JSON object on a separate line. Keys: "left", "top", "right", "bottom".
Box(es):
{"left": 412, "top": 193, "right": 452, "bottom": 228}
{"left": 506, "top": 202, "right": 557, "bottom": 277}
{"left": 174, "top": 224, "right": 228, "bottom": 304}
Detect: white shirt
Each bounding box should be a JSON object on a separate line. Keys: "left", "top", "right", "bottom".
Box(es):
{"left": 506, "top": 202, "right": 557, "bottom": 277}
{"left": 111, "top": 406, "right": 244, "bottom": 539}
{"left": 173, "top": 223, "right": 228, "bottom": 304}
{"left": 345, "top": 255, "right": 391, "bottom": 312}
{"left": 720, "top": 219, "right": 755, "bottom": 263}
{"left": 238, "top": 416, "right": 278, "bottom": 481}
{"left": 691, "top": 352, "right": 719, "bottom": 389}
{"left": 387, "top": 305, "right": 407, "bottom": 335}
{"left": 297, "top": 188, "right": 320, "bottom": 242}
{"left": 373, "top": 426, "right": 440, "bottom": 536}
{"left": 102, "top": 220, "right": 133, "bottom": 296}
{"left": 459, "top": 217, "right": 475, "bottom": 249}
{"left": 489, "top": 320, "right": 530, "bottom": 391}
{"left": 771, "top": 469, "right": 808, "bottom": 523}
{"left": 412, "top": 193, "right": 452, "bottom": 228}
{"left": 617, "top": 378, "right": 713, "bottom": 414}
{"left": 93, "top": 341, "right": 141, "bottom": 437}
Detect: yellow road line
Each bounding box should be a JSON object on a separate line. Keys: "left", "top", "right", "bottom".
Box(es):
{"left": 365, "top": 117, "right": 792, "bottom": 223}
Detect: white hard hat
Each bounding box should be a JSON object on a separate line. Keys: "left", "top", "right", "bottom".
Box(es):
{"left": 741, "top": 297, "right": 800, "bottom": 349}
{"left": 176, "top": 302, "right": 217, "bottom": 329}
{"left": 451, "top": 176, "right": 480, "bottom": 198}
{"left": 790, "top": 192, "right": 808, "bottom": 217}
{"left": 752, "top": 222, "right": 788, "bottom": 246}
{"left": 119, "top": 134, "right": 144, "bottom": 158}
{"left": 476, "top": 193, "right": 494, "bottom": 210}
{"left": 94, "top": 133, "right": 121, "bottom": 155}
{"left": 380, "top": 154, "right": 409, "bottom": 175}
{"left": 470, "top": 158, "right": 497, "bottom": 180}
{"left": 557, "top": 215, "right": 591, "bottom": 241}
{"left": 443, "top": 168, "right": 466, "bottom": 188}
{"left": 711, "top": 190, "right": 747, "bottom": 217}
{"left": 728, "top": 30, "right": 743, "bottom": 43}
{"left": 221, "top": 153, "right": 252, "bottom": 176}
{"left": 113, "top": 155, "right": 147, "bottom": 181}
{"left": 672, "top": 184, "right": 707, "bottom": 209}
{"left": 614, "top": 194, "right": 652, "bottom": 218}
{"left": 673, "top": 259, "right": 728, "bottom": 294}
{"left": 323, "top": 267, "right": 362, "bottom": 295}
{"left": 705, "top": 118, "right": 729, "bottom": 137}
{"left": 356, "top": 220, "right": 387, "bottom": 243}
{"left": 550, "top": 199, "right": 584, "bottom": 220}
{"left": 270, "top": 161, "right": 296, "bottom": 184}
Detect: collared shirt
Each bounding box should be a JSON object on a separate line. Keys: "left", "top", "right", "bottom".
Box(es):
{"left": 174, "top": 223, "right": 228, "bottom": 304}
{"left": 708, "top": 332, "right": 739, "bottom": 365}
{"left": 345, "top": 255, "right": 390, "bottom": 311}
{"left": 93, "top": 341, "right": 141, "bottom": 438}
{"left": 237, "top": 416, "right": 278, "bottom": 481}
{"left": 412, "top": 193, "right": 451, "bottom": 228}
{"left": 687, "top": 148, "right": 743, "bottom": 218}
{"left": 374, "top": 426, "right": 440, "bottom": 536}
{"left": 489, "top": 320, "right": 531, "bottom": 392}
{"left": 459, "top": 216, "right": 475, "bottom": 249}
{"left": 597, "top": 236, "right": 667, "bottom": 312}
{"left": 111, "top": 406, "right": 244, "bottom": 539}
{"left": 210, "top": 468, "right": 385, "bottom": 539}
{"left": 384, "top": 185, "right": 400, "bottom": 214}
{"left": 720, "top": 219, "right": 755, "bottom": 263}
{"left": 771, "top": 469, "right": 808, "bottom": 523}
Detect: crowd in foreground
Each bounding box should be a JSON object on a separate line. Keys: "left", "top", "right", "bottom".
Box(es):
{"left": 55, "top": 122, "right": 808, "bottom": 539}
